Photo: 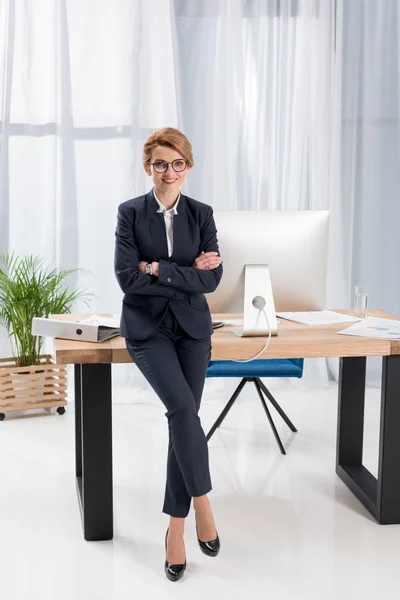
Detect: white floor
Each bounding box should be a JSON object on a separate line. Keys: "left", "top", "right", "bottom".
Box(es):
{"left": 1, "top": 376, "right": 399, "bottom": 600}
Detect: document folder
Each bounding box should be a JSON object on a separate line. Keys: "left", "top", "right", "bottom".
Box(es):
{"left": 32, "top": 315, "right": 120, "bottom": 343}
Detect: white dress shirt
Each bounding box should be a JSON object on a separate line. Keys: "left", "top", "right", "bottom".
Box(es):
{"left": 153, "top": 188, "right": 180, "bottom": 258}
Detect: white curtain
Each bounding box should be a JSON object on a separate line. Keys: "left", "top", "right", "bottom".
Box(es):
{"left": 341, "top": 0, "right": 400, "bottom": 384}
{"left": 0, "top": 0, "right": 180, "bottom": 386}
{"left": 172, "top": 0, "right": 342, "bottom": 388}
{"left": 1, "top": 0, "right": 394, "bottom": 393}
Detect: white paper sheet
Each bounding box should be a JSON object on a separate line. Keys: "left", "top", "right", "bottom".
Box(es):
{"left": 276, "top": 310, "right": 361, "bottom": 326}
{"left": 79, "top": 314, "right": 121, "bottom": 328}
{"left": 338, "top": 317, "right": 400, "bottom": 341}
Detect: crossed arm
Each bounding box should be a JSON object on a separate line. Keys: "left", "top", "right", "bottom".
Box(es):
{"left": 114, "top": 203, "right": 223, "bottom": 297}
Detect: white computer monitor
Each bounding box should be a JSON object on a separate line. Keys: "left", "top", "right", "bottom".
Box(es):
{"left": 206, "top": 210, "right": 330, "bottom": 314}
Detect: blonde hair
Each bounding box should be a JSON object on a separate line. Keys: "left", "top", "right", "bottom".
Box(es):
{"left": 143, "top": 127, "right": 194, "bottom": 167}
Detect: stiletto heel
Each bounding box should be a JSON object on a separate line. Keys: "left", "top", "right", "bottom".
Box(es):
{"left": 195, "top": 514, "right": 220, "bottom": 557}
{"left": 164, "top": 528, "right": 187, "bottom": 582}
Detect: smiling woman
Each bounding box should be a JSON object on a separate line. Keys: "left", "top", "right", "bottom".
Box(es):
{"left": 142, "top": 127, "right": 194, "bottom": 209}
{"left": 114, "top": 127, "right": 223, "bottom": 582}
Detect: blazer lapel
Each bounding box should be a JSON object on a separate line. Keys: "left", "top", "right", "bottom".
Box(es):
{"left": 170, "top": 195, "right": 190, "bottom": 264}
{"left": 145, "top": 192, "right": 169, "bottom": 261}
{"left": 148, "top": 213, "right": 169, "bottom": 261}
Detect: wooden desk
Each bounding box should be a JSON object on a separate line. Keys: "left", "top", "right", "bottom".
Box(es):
{"left": 52, "top": 310, "right": 400, "bottom": 540}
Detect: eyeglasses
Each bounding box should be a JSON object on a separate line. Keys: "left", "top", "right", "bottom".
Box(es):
{"left": 148, "top": 159, "right": 187, "bottom": 173}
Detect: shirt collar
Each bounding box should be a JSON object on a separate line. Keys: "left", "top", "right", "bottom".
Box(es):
{"left": 152, "top": 188, "right": 180, "bottom": 215}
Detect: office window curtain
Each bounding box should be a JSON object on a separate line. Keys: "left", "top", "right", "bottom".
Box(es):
{"left": 1, "top": 0, "right": 395, "bottom": 392}
{"left": 341, "top": 0, "right": 400, "bottom": 384}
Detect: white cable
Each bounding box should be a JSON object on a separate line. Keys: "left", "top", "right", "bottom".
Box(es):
{"left": 230, "top": 306, "right": 272, "bottom": 363}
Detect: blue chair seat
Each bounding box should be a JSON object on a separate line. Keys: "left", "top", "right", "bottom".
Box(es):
{"left": 205, "top": 358, "right": 304, "bottom": 454}
{"left": 206, "top": 358, "right": 304, "bottom": 379}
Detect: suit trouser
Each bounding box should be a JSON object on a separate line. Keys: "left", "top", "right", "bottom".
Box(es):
{"left": 126, "top": 306, "right": 212, "bottom": 518}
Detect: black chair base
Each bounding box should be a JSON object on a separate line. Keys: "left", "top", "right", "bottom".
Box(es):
{"left": 206, "top": 377, "right": 297, "bottom": 455}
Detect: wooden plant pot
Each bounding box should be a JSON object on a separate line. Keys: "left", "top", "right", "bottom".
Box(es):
{"left": 0, "top": 354, "right": 67, "bottom": 420}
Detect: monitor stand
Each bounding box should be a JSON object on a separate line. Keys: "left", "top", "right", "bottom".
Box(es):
{"left": 231, "top": 264, "right": 278, "bottom": 337}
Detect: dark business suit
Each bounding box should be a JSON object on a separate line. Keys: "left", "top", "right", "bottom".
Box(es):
{"left": 114, "top": 190, "right": 223, "bottom": 517}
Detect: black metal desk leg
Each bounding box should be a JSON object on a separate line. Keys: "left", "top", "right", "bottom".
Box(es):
{"left": 376, "top": 356, "right": 400, "bottom": 524}
{"left": 74, "top": 365, "right": 82, "bottom": 478}
{"left": 336, "top": 355, "right": 400, "bottom": 524}
{"left": 75, "top": 363, "right": 113, "bottom": 540}
{"left": 336, "top": 357, "right": 378, "bottom": 516}
{"left": 336, "top": 356, "right": 366, "bottom": 467}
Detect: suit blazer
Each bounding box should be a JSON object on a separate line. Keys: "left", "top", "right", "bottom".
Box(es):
{"left": 114, "top": 190, "right": 223, "bottom": 340}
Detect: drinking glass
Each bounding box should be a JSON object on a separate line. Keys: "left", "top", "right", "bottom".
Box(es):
{"left": 354, "top": 285, "right": 368, "bottom": 319}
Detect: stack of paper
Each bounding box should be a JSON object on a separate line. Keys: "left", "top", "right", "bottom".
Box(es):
{"left": 276, "top": 310, "right": 361, "bottom": 326}
{"left": 79, "top": 315, "right": 120, "bottom": 341}
{"left": 338, "top": 317, "right": 400, "bottom": 341}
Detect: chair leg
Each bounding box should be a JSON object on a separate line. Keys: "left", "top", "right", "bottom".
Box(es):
{"left": 206, "top": 378, "right": 247, "bottom": 441}
{"left": 253, "top": 380, "right": 286, "bottom": 455}
{"left": 256, "top": 378, "right": 297, "bottom": 432}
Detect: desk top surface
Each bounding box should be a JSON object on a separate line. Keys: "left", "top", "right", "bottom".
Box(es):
{"left": 50, "top": 309, "right": 400, "bottom": 364}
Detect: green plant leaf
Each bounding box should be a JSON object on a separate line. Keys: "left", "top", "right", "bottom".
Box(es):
{"left": 0, "top": 254, "right": 93, "bottom": 366}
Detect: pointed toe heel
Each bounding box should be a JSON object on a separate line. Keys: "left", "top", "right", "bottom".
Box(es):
{"left": 197, "top": 532, "right": 220, "bottom": 557}
{"left": 164, "top": 528, "right": 187, "bottom": 582}
{"left": 195, "top": 513, "right": 220, "bottom": 558}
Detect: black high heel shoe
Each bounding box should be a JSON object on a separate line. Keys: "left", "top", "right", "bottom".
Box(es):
{"left": 195, "top": 514, "right": 220, "bottom": 558}
{"left": 164, "top": 528, "right": 186, "bottom": 582}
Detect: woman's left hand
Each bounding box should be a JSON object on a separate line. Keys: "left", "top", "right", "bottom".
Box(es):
{"left": 138, "top": 260, "right": 160, "bottom": 276}
{"left": 138, "top": 261, "right": 147, "bottom": 274}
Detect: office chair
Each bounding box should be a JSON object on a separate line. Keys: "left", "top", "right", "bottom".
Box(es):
{"left": 205, "top": 358, "right": 303, "bottom": 454}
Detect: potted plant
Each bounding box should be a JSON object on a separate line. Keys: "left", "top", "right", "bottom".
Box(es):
{"left": 0, "top": 253, "right": 92, "bottom": 420}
